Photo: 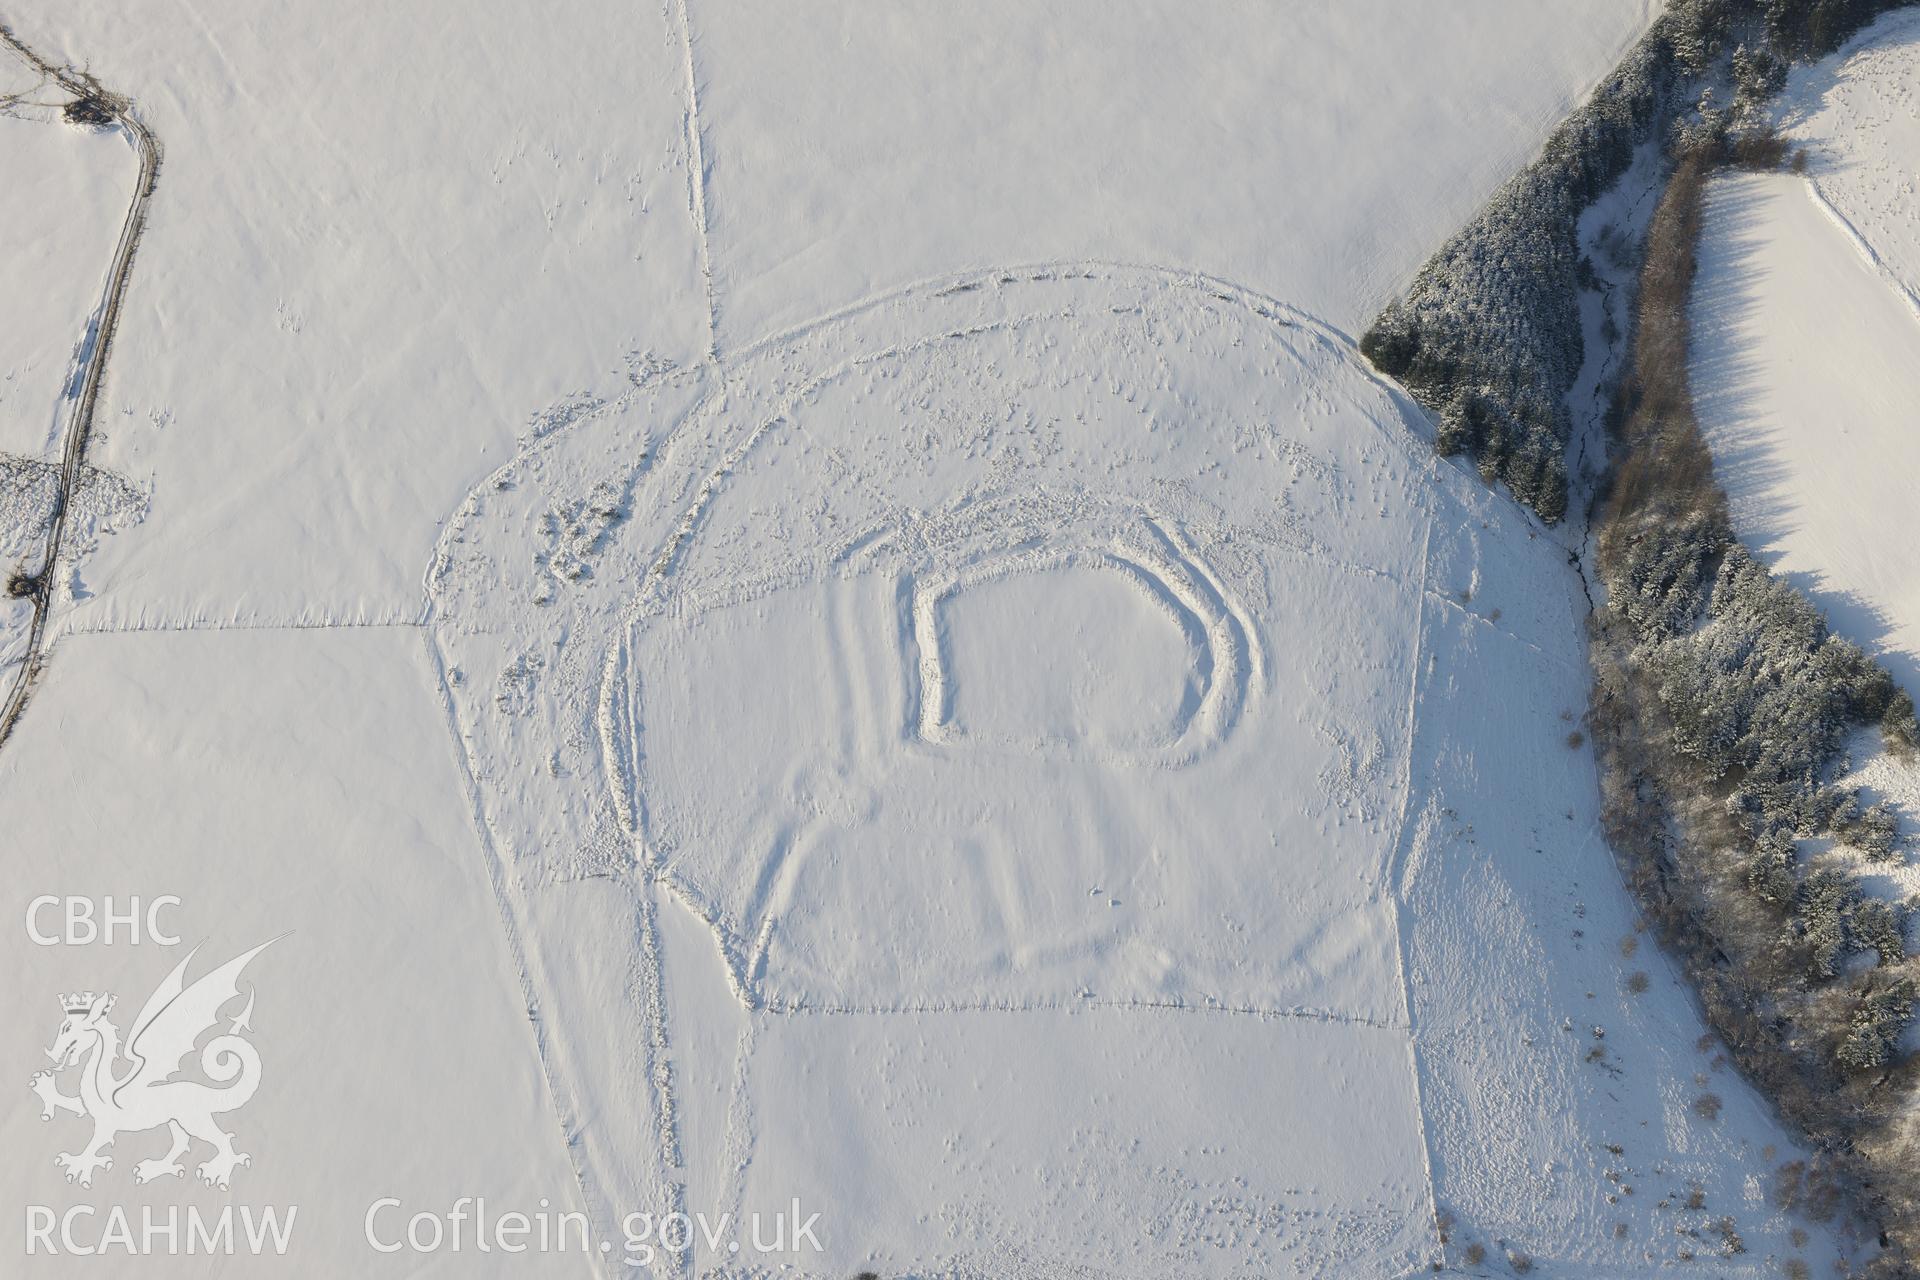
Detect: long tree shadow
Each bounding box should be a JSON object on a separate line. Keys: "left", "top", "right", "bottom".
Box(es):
{"left": 1688, "top": 167, "right": 1920, "bottom": 695}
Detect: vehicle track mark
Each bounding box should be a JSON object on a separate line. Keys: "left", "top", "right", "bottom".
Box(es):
{"left": 1803, "top": 172, "right": 1920, "bottom": 331}
{"left": 670, "top": 0, "right": 719, "bottom": 365}
{"left": 0, "top": 24, "right": 160, "bottom": 751}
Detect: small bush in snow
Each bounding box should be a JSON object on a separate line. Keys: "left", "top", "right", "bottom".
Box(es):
{"left": 1836, "top": 979, "right": 1917, "bottom": 1072}
{"left": 62, "top": 96, "right": 114, "bottom": 127}
{"left": 1797, "top": 869, "right": 1860, "bottom": 981}
{"left": 1853, "top": 898, "right": 1907, "bottom": 966}
{"left": 1839, "top": 799, "right": 1902, "bottom": 863}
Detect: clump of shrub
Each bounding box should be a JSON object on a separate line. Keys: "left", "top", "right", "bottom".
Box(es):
{"left": 1838, "top": 978, "right": 1918, "bottom": 1071}
{"left": 1602, "top": 504, "right": 1729, "bottom": 642}
{"left": 1763, "top": 0, "right": 1908, "bottom": 56}
{"left": 1802, "top": 869, "right": 1861, "bottom": 978}
{"left": 1646, "top": 548, "right": 1894, "bottom": 786}
{"left": 1728, "top": 123, "right": 1794, "bottom": 168}
{"left": 1840, "top": 800, "right": 1903, "bottom": 862}
{"left": 1732, "top": 41, "right": 1790, "bottom": 107}
{"left": 61, "top": 95, "right": 113, "bottom": 127}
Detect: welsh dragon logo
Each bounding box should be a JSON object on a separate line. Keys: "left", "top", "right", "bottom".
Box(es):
{"left": 29, "top": 939, "right": 278, "bottom": 1190}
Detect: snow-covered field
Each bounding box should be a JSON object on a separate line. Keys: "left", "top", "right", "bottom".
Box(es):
{"left": 0, "top": 81, "right": 144, "bottom": 681}
{"left": 11, "top": 0, "right": 1660, "bottom": 632}
{"left": 0, "top": 628, "right": 583, "bottom": 1277}
{"left": 0, "top": 0, "right": 1882, "bottom": 1275}
{"left": 431, "top": 268, "right": 1442, "bottom": 1273}
{"left": 425, "top": 263, "right": 1853, "bottom": 1275}
{"left": 1695, "top": 9, "right": 1920, "bottom": 692}
{"left": 0, "top": 110, "right": 126, "bottom": 461}
{"left": 1693, "top": 11, "right": 1920, "bottom": 904}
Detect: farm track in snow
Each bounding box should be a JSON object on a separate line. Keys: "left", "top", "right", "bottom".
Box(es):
{"left": 0, "top": 24, "right": 160, "bottom": 751}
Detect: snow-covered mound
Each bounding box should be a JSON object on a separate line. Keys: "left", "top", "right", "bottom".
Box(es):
{"left": 3, "top": 2, "right": 1873, "bottom": 1274}
{"left": 431, "top": 265, "right": 1845, "bottom": 1276}
{"left": 439, "top": 264, "right": 1423, "bottom": 1010}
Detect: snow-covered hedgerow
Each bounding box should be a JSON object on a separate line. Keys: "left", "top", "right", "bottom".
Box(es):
{"left": 1361, "top": 0, "right": 1911, "bottom": 522}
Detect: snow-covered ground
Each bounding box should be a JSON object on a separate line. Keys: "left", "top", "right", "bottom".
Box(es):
{"left": 0, "top": 628, "right": 584, "bottom": 1277}
{"left": 1695, "top": 8, "right": 1920, "bottom": 693}
{"left": 0, "top": 454, "right": 145, "bottom": 680}
{"left": 688, "top": 1, "right": 1664, "bottom": 349}
{"left": 1693, "top": 11, "right": 1920, "bottom": 906}
{"left": 0, "top": 90, "right": 144, "bottom": 683}
{"left": 427, "top": 263, "right": 1854, "bottom": 1276}
{"left": 0, "top": 0, "right": 1879, "bottom": 1275}
{"left": 0, "top": 112, "right": 127, "bottom": 461}
{"left": 7, "top": 1, "right": 1662, "bottom": 633}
